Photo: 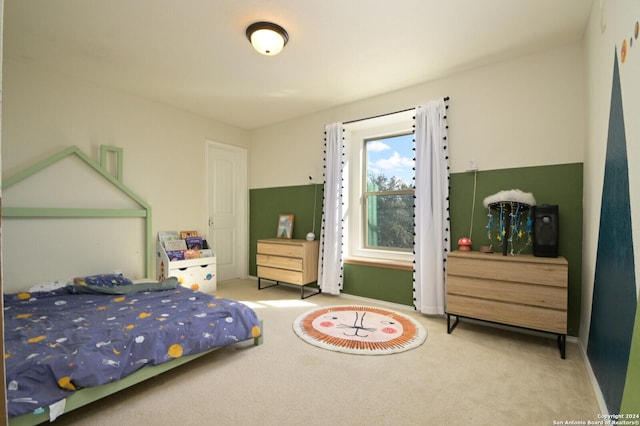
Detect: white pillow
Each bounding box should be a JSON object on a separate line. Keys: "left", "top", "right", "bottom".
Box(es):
{"left": 28, "top": 280, "right": 72, "bottom": 292}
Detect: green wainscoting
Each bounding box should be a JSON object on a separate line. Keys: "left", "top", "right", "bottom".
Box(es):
{"left": 249, "top": 184, "right": 323, "bottom": 275}
{"left": 250, "top": 163, "right": 583, "bottom": 335}
{"left": 343, "top": 264, "right": 414, "bottom": 305}
{"left": 450, "top": 163, "right": 583, "bottom": 336}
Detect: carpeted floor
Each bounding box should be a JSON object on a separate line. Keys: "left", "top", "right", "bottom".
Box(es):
{"left": 50, "top": 278, "right": 601, "bottom": 426}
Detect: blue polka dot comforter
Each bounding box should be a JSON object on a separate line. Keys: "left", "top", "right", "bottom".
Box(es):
{"left": 4, "top": 285, "right": 261, "bottom": 418}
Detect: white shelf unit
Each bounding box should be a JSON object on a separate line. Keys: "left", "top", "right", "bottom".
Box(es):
{"left": 156, "top": 238, "right": 217, "bottom": 293}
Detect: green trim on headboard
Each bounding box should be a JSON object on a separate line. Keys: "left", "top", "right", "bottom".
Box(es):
{"left": 1, "top": 145, "right": 153, "bottom": 278}
{"left": 2, "top": 207, "right": 148, "bottom": 218}
{"left": 100, "top": 144, "right": 124, "bottom": 182}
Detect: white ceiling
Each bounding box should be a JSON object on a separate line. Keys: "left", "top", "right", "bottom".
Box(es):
{"left": 4, "top": 0, "right": 593, "bottom": 130}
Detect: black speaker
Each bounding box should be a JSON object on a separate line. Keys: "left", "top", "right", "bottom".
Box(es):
{"left": 533, "top": 204, "right": 559, "bottom": 257}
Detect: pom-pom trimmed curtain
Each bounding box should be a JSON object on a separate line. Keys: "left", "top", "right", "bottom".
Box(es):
{"left": 317, "top": 122, "right": 344, "bottom": 295}
{"left": 413, "top": 100, "right": 450, "bottom": 315}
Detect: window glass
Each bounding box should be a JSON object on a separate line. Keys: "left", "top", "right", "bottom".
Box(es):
{"left": 363, "top": 133, "right": 415, "bottom": 251}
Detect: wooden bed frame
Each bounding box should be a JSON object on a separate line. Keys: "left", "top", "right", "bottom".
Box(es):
{"left": 3, "top": 146, "right": 263, "bottom": 425}
{"left": 2, "top": 145, "right": 153, "bottom": 283}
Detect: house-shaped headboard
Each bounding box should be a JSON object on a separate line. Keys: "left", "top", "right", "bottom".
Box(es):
{"left": 2, "top": 146, "right": 152, "bottom": 292}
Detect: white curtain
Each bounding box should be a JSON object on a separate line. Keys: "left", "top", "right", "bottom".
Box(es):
{"left": 317, "top": 122, "right": 344, "bottom": 295}
{"left": 413, "top": 100, "right": 450, "bottom": 315}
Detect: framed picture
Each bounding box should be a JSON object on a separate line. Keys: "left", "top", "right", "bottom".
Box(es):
{"left": 277, "top": 214, "right": 294, "bottom": 239}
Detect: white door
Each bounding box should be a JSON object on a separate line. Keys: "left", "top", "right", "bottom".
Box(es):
{"left": 206, "top": 141, "right": 248, "bottom": 281}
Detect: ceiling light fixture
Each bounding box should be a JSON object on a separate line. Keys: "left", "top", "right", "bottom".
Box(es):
{"left": 246, "top": 21, "right": 289, "bottom": 56}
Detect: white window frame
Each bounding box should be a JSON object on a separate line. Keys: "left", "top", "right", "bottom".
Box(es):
{"left": 343, "top": 110, "right": 415, "bottom": 262}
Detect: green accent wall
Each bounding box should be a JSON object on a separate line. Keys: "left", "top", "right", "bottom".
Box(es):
{"left": 450, "top": 163, "right": 583, "bottom": 336}
{"left": 250, "top": 163, "right": 583, "bottom": 336}
{"left": 343, "top": 264, "right": 413, "bottom": 305}
{"left": 622, "top": 303, "right": 640, "bottom": 412}
{"left": 249, "top": 184, "right": 323, "bottom": 275}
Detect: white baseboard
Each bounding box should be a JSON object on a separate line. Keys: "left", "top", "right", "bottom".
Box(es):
{"left": 577, "top": 339, "right": 608, "bottom": 415}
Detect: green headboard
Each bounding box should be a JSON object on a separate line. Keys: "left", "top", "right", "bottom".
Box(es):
{"left": 2, "top": 146, "right": 152, "bottom": 285}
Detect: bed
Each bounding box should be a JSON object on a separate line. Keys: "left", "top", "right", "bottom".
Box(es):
{"left": 2, "top": 147, "right": 263, "bottom": 425}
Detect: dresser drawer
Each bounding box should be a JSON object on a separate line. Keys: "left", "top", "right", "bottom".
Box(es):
{"left": 257, "top": 266, "right": 303, "bottom": 285}
{"left": 257, "top": 241, "right": 304, "bottom": 258}
{"left": 256, "top": 254, "right": 303, "bottom": 271}
{"left": 447, "top": 294, "right": 567, "bottom": 334}
{"left": 447, "top": 253, "right": 567, "bottom": 287}
{"left": 447, "top": 275, "right": 567, "bottom": 310}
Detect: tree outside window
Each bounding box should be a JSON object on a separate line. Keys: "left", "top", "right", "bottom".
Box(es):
{"left": 364, "top": 133, "right": 415, "bottom": 251}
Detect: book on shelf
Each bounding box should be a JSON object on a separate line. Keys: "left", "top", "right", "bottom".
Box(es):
{"left": 180, "top": 230, "right": 199, "bottom": 239}
{"left": 184, "top": 249, "right": 200, "bottom": 260}
{"left": 199, "top": 249, "right": 213, "bottom": 258}
{"left": 158, "top": 231, "right": 180, "bottom": 242}
{"left": 185, "top": 236, "right": 203, "bottom": 250}
{"left": 164, "top": 239, "right": 187, "bottom": 251}
{"left": 166, "top": 250, "right": 185, "bottom": 261}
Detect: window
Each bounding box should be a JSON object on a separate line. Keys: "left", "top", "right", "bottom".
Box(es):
{"left": 363, "top": 134, "right": 415, "bottom": 251}
{"left": 344, "top": 111, "right": 415, "bottom": 262}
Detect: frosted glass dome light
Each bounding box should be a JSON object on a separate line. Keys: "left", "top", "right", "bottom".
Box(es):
{"left": 246, "top": 22, "right": 289, "bottom": 56}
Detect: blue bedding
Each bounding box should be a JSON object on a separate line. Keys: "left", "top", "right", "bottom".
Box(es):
{"left": 4, "top": 285, "right": 261, "bottom": 418}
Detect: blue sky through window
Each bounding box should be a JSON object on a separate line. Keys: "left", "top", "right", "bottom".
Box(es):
{"left": 366, "top": 133, "right": 415, "bottom": 187}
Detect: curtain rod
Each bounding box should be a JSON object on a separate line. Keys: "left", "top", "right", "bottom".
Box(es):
{"left": 342, "top": 96, "right": 449, "bottom": 125}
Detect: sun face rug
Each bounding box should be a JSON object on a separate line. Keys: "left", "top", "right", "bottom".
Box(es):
{"left": 293, "top": 305, "right": 427, "bottom": 355}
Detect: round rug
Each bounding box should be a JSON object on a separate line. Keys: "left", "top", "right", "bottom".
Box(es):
{"left": 293, "top": 305, "right": 427, "bottom": 355}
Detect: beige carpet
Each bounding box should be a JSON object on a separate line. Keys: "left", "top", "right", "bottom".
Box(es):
{"left": 51, "top": 278, "right": 601, "bottom": 426}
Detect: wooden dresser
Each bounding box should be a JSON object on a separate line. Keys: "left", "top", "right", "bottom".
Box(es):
{"left": 446, "top": 251, "right": 568, "bottom": 358}
{"left": 256, "top": 238, "right": 320, "bottom": 298}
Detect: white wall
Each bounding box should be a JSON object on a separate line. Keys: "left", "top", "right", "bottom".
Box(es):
{"left": 582, "top": 0, "right": 640, "bottom": 346}
{"left": 1, "top": 57, "right": 249, "bottom": 290}
{"left": 1, "top": 30, "right": 591, "bottom": 291}
{"left": 249, "top": 42, "right": 586, "bottom": 188}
